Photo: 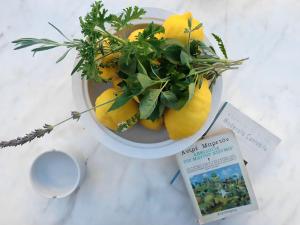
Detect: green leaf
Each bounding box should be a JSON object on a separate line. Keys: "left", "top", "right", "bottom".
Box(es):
{"left": 139, "top": 22, "right": 165, "bottom": 40}
{"left": 212, "top": 33, "right": 228, "bottom": 59}
{"left": 124, "top": 76, "right": 143, "bottom": 95}
{"left": 108, "top": 92, "right": 133, "bottom": 111}
{"left": 209, "top": 46, "right": 216, "bottom": 54}
{"left": 164, "top": 45, "right": 182, "bottom": 64}
{"left": 197, "top": 76, "right": 203, "bottom": 88}
{"left": 32, "top": 45, "right": 57, "bottom": 53}
{"left": 173, "top": 79, "right": 189, "bottom": 90}
{"left": 137, "top": 59, "right": 147, "bottom": 75}
{"left": 14, "top": 44, "right": 35, "bottom": 50}
{"left": 172, "top": 96, "right": 189, "bottom": 110}
{"left": 190, "top": 40, "right": 217, "bottom": 56}
{"left": 12, "top": 38, "right": 58, "bottom": 50}
{"left": 56, "top": 48, "right": 71, "bottom": 63}
{"left": 158, "top": 103, "right": 165, "bottom": 117}
{"left": 161, "top": 88, "right": 189, "bottom": 110}
{"left": 180, "top": 50, "right": 192, "bottom": 67}
{"left": 48, "top": 22, "right": 70, "bottom": 41}
{"left": 192, "top": 23, "right": 203, "bottom": 32}
{"left": 187, "top": 17, "right": 192, "bottom": 30}
{"left": 118, "top": 54, "right": 137, "bottom": 75}
{"left": 150, "top": 63, "right": 160, "bottom": 78}
{"left": 160, "top": 91, "right": 177, "bottom": 107}
{"left": 71, "top": 58, "right": 84, "bottom": 75}
{"left": 168, "top": 85, "right": 191, "bottom": 109}
{"left": 137, "top": 73, "right": 157, "bottom": 89}
{"left": 148, "top": 103, "right": 165, "bottom": 120}
{"left": 80, "top": 1, "right": 109, "bottom": 33}
{"left": 109, "top": 6, "right": 146, "bottom": 31}
{"left": 187, "top": 82, "right": 195, "bottom": 102}
{"left": 139, "top": 89, "right": 161, "bottom": 119}
{"left": 173, "top": 71, "right": 186, "bottom": 80}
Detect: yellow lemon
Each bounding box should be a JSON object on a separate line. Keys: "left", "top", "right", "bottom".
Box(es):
{"left": 95, "top": 88, "right": 138, "bottom": 132}
{"left": 128, "top": 28, "right": 144, "bottom": 41}
{"left": 95, "top": 39, "right": 120, "bottom": 81}
{"left": 111, "top": 76, "right": 122, "bottom": 88}
{"left": 163, "top": 12, "right": 204, "bottom": 44}
{"left": 100, "top": 52, "right": 120, "bottom": 65}
{"left": 99, "top": 66, "right": 118, "bottom": 81}
{"left": 164, "top": 79, "right": 211, "bottom": 140}
{"left": 96, "top": 38, "right": 121, "bottom": 64}
{"left": 101, "top": 38, "right": 121, "bottom": 61}
{"left": 154, "top": 32, "right": 165, "bottom": 40}
{"left": 140, "top": 118, "right": 163, "bottom": 131}
{"left": 128, "top": 28, "right": 164, "bottom": 41}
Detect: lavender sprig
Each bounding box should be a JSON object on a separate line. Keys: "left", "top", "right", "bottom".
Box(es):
{"left": 71, "top": 111, "right": 81, "bottom": 121}
{"left": 0, "top": 124, "right": 53, "bottom": 148}
{"left": 0, "top": 97, "right": 116, "bottom": 148}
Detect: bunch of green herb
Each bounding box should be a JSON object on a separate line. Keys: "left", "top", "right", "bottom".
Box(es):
{"left": 108, "top": 19, "right": 246, "bottom": 120}
{"left": 12, "top": 1, "right": 145, "bottom": 82}
{"left": 2, "top": 1, "right": 247, "bottom": 148}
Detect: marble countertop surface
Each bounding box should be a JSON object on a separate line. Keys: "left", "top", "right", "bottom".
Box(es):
{"left": 0, "top": 0, "right": 299, "bottom": 224}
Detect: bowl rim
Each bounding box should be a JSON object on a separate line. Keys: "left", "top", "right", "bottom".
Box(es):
{"left": 72, "top": 7, "right": 223, "bottom": 159}
{"left": 30, "top": 149, "right": 82, "bottom": 198}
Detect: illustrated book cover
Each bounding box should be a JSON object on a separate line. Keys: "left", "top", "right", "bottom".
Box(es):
{"left": 176, "top": 131, "right": 258, "bottom": 224}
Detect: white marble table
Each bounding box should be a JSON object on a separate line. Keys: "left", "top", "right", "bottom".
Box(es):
{"left": 0, "top": 0, "right": 299, "bottom": 224}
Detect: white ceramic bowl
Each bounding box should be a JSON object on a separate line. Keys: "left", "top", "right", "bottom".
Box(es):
{"left": 72, "top": 8, "right": 222, "bottom": 159}
{"left": 30, "top": 149, "right": 86, "bottom": 198}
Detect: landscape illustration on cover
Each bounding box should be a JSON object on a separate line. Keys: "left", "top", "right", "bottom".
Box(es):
{"left": 190, "top": 163, "right": 251, "bottom": 215}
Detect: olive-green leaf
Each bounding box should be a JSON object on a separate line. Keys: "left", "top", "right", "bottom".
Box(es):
{"left": 137, "top": 59, "right": 147, "bottom": 75}
{"left": 118, "top": 54, "right": 137, "bottom": 75}
{"left": 164, "top": 39, "right": 185, "bottom": 48}
{"left": 148, "top": 103, "right": 165, "bottom": 120}
{"left": 187, "top": 82, "right": 195, "bottom": 102}
{"left": 164, "top": 45, "right": 182, "bottom": 64}
{"left": 172, "top": 96, "right": 189, "bottom": 110}
{"left": 139, "top": 89, "right": 161, "bottom": 119}
{"left": 108, "top": 92, "right": 132, "bottom": 111}
{"left": 187, "top": 16, "right": 192, "bottom": 29}
{"left": 137, "top": 73, "right": 157, "bottom": 89}
{"left": 192, "top": 23, "right": 203, "bottom": 31}
{"left": 212, "top": 33, "right": 228, "bottom": 59}
{"left": 71, "top": 58, "right": 84, "bottom": 75}
{"left": 160, "top": 90, "right": 177, "bottom": 107}
{"left": 180, "top": 50, "right": 192, "bottom": 67}
{"left": 209, "top": 45, "right": 216, "bottom": 54}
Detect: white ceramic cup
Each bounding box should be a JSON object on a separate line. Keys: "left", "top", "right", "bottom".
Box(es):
{"left": 30, "top": 149, "right": 86, "bottom": 198}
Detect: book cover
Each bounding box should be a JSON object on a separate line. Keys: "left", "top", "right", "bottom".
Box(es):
{"left": 176, "top": 131, "right": 258, "bottom": 224}
{"left": 205, "top": 102, "right": 281, "bottom": 174}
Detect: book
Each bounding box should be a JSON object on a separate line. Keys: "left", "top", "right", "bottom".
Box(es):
{"left": 170, "top": 102, "right": 281, "bottom": 185}
{"left": 176, "top": 131, "right": 258, "bottom": 224}
{"left": 204, "top": 102, "right": 281, "bottom": 174}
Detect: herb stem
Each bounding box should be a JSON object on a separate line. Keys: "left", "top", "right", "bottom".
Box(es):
{"left": 187, "top": 31, "right": 191, "bottom": 55}
{"left": 94, "top": 26, "right": 126, "bottom": 45}
{"left": 83, "top": 98, "right": 117, "bottom": 114}
{"left": 160, "top": 80, "right": 169, "bottom": 90}
{"left": 54, "top": 98, "right": 117, "bottom": 128}
{"left": 0, "top": 97, "right": 117, "bottom": 148}
{"left": 95, "top": 47, "right": 122, "bottom": 62}
{"left": 53, "top": 117, "right": 74, "bottom": 127}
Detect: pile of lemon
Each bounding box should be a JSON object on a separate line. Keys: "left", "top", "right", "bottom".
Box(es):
{"left": 95, "top": 12, "right": 212, "bottom": 140}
